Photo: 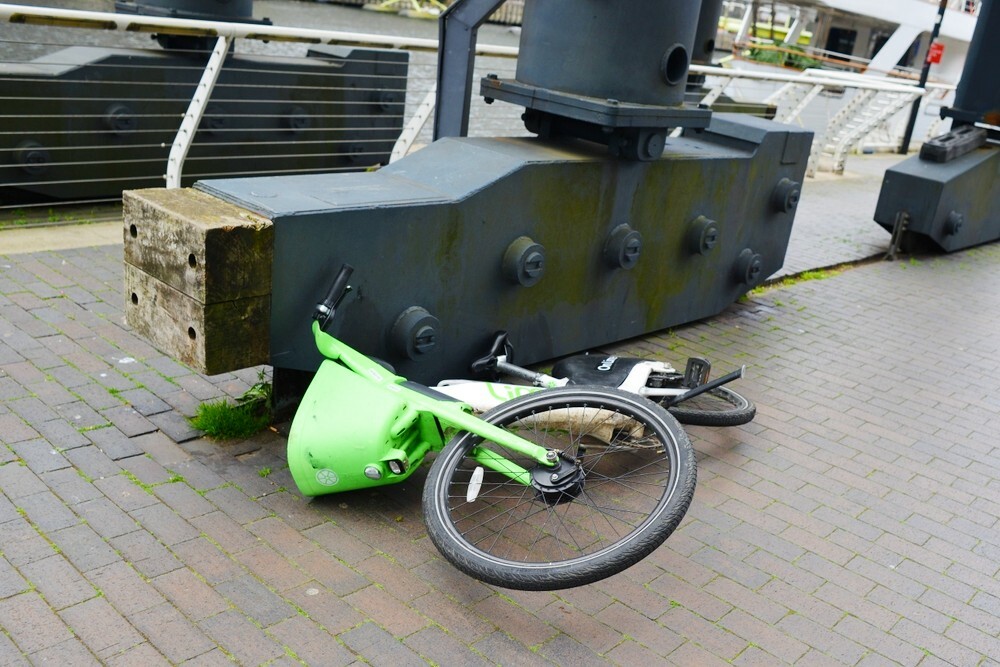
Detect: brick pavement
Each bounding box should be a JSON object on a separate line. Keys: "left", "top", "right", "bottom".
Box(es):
{"left": 5, "top": 172, "right": 1000, "bottom": 665}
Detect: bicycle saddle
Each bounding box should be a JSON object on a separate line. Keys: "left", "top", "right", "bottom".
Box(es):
{"left": 552, "top": 354, "right": 648, "bottom": 388}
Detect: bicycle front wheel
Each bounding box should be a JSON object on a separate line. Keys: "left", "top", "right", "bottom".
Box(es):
{"left": 666, "top": 386, "right": 756, "bottom": 427}
{"left": 422, "top": 386, "right": 696, "bottom": 591}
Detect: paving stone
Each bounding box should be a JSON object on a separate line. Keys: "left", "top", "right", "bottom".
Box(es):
{"left": 150, "top": 568, "right": 229, "bottom": 622}
{"left": 215, "top": 575, "right": 298, "bottom": 627}
{"left": 339, "top": 621, "right": 426, "bottom": 666}
{"left": 0, "top": 517, "right": 58, "bottom": 567}
{"left": 129, "top": 503, "right": 200, "bottom": 546}
{"left": 102, "top": 641, "right": 170, "bottom": 666}
{"left": 0, "top": 557, "right": 30, "bottom": 600}
{"left": 46, "top": 364, "right": 92, "bottom": 389}
{"left": 0, "top": 460, "right": 49, "bottom": 499}
{"left": 9, "top": 437, "right": 71, "bottom": 475}
{"left": 0, "top": 375, "right": 30, "bottom": 403}
{"left": 236, "top": 544, "right": 310, "bottom": 592}
{"left": 151, "top": 481, "right": 214, "bottom": 519}
{"left": 147, "top": 410, "right": 202, "bottom": 443}
{"left": 345, "top": 585, "right": 429, "bottom": 639}
{"left": 116, "top": 387, "right": 172, "bottom": 416}
{"left": 0, "top": 592, "right": 74, "bottom": 654}
{"left": 32, "top": 418, "right": 90, "bottom": 450}
{"left": 89, "top": 368, "right": 136, "bottom": 393}
{"left": 109, "top": 530, "right": 183, "bottom": 579}
{"left": 473, "top": 632, "right": 554, "bottom": 666}
{"left": 1, "top": 361, "right": 45, "bottom": 385}
{"left": 101, "top": 405, "right": 158, "bottom": 438}
{"left": 189, "top": 510, "right": 261, "bottom": 554}
{"left": 118, "top": 454, "right": 172, "bottom": 486}
{"left": 120, "top": 370, "right": 181, "bottom": 401}
{"left": 87, "top": 561, "right": 164, "bottom": 617}
{"left": 49, "top": 523, "right": 120, "bottom": 573}
{"left": 203, "top": 485, "right": 269, "bottom": 524}
{"left": 291, "top": 549, "right": 368, "bottom": 598}
{"left": 16, "top": 489, "right": 79, "bottom": 532}
{"left": 94, "top": 473, "right": 158, "bottom": 512}
{"left": 25, "top": 638, "right": 100, "bottom": 667}
{"left": 130, "top": 602, "right": 216, "bottom": 664}
{"left": 130, "top": 430, "right": 193, "bottom": 466}
{"left": 1, "top": 407, "right": 48, "bottom": 443}
{"left": 75, "top": 497, "right": 139, "bottom": 539}
{"left": 159, "top": 389, "right": 203, "bottom": 417}
{"left": 7, "top": 397, "right": 59, "bottom": 424}
{"left": 197, "top": 609, "right": 286, "bottom": 666}
{"left": 84, "top": 425, "right": 143, "bottom": 461}
{"left": 54, "top": 400, "right": 108, "bottom": 430}
{"left": 18, "top": 554, "right": 96, "bottom": 612}
{"left": 63, "top": 444, "right": 122, "bottom": 481}
{"left": 163, "top": 458, "right": 227, "bottom": 491}
{"left": 266, "top": 615, "right": 356, "bottom": 667}
{"left": 285, "top": 585, "right": 364, "bottom": 636}
{"left": 170, "top": 537, "right": 245, "bottom": 586}
{"left": 73, "top": 381, "right": 127, "bottom": 411}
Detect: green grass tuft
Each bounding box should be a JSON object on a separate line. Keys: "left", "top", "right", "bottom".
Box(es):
{"left": 191, "top": 399, "right": 270, "bottom": 440}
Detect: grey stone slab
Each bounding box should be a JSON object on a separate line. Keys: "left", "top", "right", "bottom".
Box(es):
{"left": 49, "top": 524, "right": 120, "bottom": 573}
{"left": 84, "top": 426, "right": 144, "bottom": 461}
{"left": 40, "top": 467, "right": 104, "bottom": 506}
{"left": 116, "top": 387, "right": 172, "bottom": 417}
{"left": 101, "top": 405, "right": 157, "bottom": 438}
{"left": 54, "top": 401, "right": 109, "bottom": 431}
{"left": 147, "top": 411, "right": 201, "bottom": 444}
{"left": 8, "top": 397, "right": 58, "bottom": 425}
{"left": 9, "top": 438, "right": 71, "bottom": 475}
{"left": 17, "top": 490, "right": 79, "bottom": 532}
{"left": 33, "top": 419, "right": 91, "bottom": 451}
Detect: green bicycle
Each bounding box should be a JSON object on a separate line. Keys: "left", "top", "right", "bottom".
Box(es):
{"left": 288, "top": 265, "right": 697, "bottom": 590}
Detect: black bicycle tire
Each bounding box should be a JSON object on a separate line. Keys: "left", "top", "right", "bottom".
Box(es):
{"left": 666, "top": 386, "right": 756, "bottom": 427}
{"left": 422, "top": 385, "right": 696, "bottom": 591}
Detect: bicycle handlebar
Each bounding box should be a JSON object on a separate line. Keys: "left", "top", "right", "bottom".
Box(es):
{"left": 314, "top": 263, "right": 354, "bottom": 330}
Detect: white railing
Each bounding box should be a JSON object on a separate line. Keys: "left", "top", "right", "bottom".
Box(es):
{"left": 0, "top": 2, "right": 958, "bottom": 213}
{"left": 0, "top": 2, "right": 517, "bottom": 210}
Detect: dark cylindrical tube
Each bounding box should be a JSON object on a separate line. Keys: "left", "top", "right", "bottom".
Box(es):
{"left": 515, "top": 0, "right": 703, "bottom": 107}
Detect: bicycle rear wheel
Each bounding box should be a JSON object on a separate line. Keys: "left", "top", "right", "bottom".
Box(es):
{"left": 422, "top": 386, "right": 696, "bottom": 591}
{"left": 666, "top": 386, "right": 756, "bottom": 427}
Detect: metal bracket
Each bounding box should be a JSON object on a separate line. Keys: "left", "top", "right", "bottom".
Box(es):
{"left": 885, "top": 210, "right": 910, "bottom": 261}
{"left": 433, "top": 0, "right": 507, "bottom": 140}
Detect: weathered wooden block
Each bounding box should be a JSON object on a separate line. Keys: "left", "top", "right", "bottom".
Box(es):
{"left": 123, "top": 188, "right": 273, "bottom": 374}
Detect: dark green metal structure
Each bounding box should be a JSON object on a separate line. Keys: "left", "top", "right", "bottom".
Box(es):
{"left": 196, "top": 0, "right": 812, "bottom": 385}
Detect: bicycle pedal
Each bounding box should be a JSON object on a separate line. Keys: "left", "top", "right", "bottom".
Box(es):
{"left": 683, "top": 357, "right": 711, "bottom": 387}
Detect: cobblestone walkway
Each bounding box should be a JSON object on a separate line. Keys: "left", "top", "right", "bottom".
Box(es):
{"left": 4, "top": 174, "right": 1000, "bottom": 664}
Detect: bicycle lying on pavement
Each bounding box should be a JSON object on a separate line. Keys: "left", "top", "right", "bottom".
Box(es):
{"left": 287, "top": 265, "right": 696, "bottom": 591}
{"left": 433, "top": 331, "right": 756, "bottom": 427}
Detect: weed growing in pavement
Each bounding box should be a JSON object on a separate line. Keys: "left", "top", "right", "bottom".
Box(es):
{"left": 191, "top": 371, "right": 272, "bottom": 440}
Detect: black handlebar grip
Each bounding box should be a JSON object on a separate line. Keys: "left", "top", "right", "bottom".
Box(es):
{"left": 314, "top": 263, "right": 354, "bottom": 328}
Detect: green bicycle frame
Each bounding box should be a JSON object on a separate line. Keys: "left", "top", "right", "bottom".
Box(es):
{"left": 287, "top": 321, "right": 551, "bottom": 497}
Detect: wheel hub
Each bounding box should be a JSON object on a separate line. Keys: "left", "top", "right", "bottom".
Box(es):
{"left": 530, "top": 455, "right": 585, "bottom": 505}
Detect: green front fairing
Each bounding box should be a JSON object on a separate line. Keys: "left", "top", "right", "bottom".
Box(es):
{"left": 287, "top": 359, "right": 443, "bottom": 496}
{"left": 289, "top": 322, "right": 554, "bottom": 496}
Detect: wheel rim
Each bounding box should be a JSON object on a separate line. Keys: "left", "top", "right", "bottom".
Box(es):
{"left": 433, "top": 392, "right": 684, "bottom": 570}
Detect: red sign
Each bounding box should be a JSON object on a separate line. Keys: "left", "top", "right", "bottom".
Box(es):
{"left": 927, "top": 41, "right": 945, "bottom": 65}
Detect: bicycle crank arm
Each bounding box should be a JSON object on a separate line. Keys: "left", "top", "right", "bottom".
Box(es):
{"left": 663, "top": 366, "right": 745, "bottom": 408}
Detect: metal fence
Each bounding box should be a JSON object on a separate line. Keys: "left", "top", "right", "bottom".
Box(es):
{"left": 0, "top": 3, "right": 955, "bottom": 214}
